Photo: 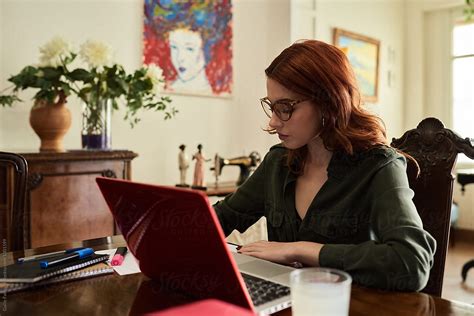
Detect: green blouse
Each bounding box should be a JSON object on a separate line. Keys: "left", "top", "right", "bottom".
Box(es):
{"left": 213, "top": 144, "right": 436, "bottom": 291}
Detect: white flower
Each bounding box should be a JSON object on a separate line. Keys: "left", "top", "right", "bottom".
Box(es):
{"left": 80, "top": 40, "right": 112, "bottom": 68}
{"left": 38, "top": 36, "right": 72, "bottom": 67}
{"left": 145, "top": 64, "right": 165, "bottom": 91}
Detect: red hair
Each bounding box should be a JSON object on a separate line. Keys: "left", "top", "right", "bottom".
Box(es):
{"left": 143, "top": 24, "right": 178, "bottom": 86}
{"left": 265, "top": 40, "right": 388, "bottom": 173}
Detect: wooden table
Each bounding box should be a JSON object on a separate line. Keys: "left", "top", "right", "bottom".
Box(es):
{"left": 2, "top": 236, "right": 474, "bottom": 315}
{"left": 205, "top": 181, "right": 238, "bottom": 197}
{"left": 179, "top": 181, "right": 237, "bottom": 197}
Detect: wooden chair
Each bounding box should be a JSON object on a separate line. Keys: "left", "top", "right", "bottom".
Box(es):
{"left": 391, "top": 117, "right": 474, "bottom": 297}
{"left": 0, "top": 152, "right": 29, "bottom": 251}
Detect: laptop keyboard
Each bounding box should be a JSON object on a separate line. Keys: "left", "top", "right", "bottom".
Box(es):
{"left": 241, "top": 273, "right": 290, "bottom": 307}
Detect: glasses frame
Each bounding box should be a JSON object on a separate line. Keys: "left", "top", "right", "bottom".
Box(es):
{"left": 260, "top": 97, "right": 309, "bottom": 121}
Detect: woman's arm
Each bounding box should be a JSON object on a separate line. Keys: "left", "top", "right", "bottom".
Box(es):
{"left": 213, "top": 153, "right": 268, "bottom": 236}
{"left": 238, "top": 240, "right": 323, "bottom": 267}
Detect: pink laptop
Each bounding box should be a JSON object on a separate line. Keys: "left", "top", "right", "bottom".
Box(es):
{"left": 96, "top": 177, "right": 292, "bottom": 315}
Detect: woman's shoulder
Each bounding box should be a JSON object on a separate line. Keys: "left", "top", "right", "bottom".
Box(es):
{"left": 269, "top": 143, "right": 286, "bottom": 152}
{"left": 358, "top": 146, "right": 406, "bottom": 174}
{"left": 333, "top": 145, "right": 403, "bottom": 169}
{"left": 366, "top": 145, "right": 401, "bottom": 161}
{"left": 330, "top": 145, "right": 403, "bottom": 177}
{"left": 334, "top": 145, "right": 399, "bottom": 162}
{"left": 261, "top": 143, "right": 287, "bottom": 165}
{"left": 356, "top": 145, "right": 402, "bottom": 161}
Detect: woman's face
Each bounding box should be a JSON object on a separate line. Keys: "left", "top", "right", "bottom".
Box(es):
{"left": 266, "top": 78, "right": 322, "bottom": 150}
{"left": 169, "top": 28, "right": 205, "bottom": 82}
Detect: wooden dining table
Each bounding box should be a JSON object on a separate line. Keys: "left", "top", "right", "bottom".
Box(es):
{"left": 2, "top": 235, "right": 473, "bottom": 315}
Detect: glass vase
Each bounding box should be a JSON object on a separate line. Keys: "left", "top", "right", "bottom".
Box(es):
{"left": 81, "top": 98, "right": 112, "bottom": 150}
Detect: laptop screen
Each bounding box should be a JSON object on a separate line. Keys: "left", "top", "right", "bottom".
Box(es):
{"left": 96, "top": 177, "right": 254, "bottom": 312}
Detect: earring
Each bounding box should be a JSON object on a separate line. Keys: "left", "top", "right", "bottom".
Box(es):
{"left": 322, "top": 117, "right": 325, "bottom": 127}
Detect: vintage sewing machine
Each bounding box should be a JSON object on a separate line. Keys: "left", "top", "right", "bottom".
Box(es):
{"left": 211, "top": 151, "right": 261, "bottom": 186}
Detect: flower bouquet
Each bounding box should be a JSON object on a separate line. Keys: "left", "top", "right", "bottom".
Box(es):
{"left": 0, "top": 37, "right": 77, "bottom": 107}
{"left": 0, "top": 37, "right": 78, "bottom": 151}
{"left": 0, "top": 37, "right": 175, "bottom": 151}
{"left": 75, "top": 40, "right": 174, "bottom": 149}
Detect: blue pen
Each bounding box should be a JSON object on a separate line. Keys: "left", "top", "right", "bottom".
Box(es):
{"left": 17, "top": 247, "right": 86, "bottom": 263}
{"left": 40, "top": 248, "right": 94, "bottom": 269}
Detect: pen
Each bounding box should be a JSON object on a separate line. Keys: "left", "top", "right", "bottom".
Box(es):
{"left": 40, "top": 248, "right": 94, "bottom": 268}
{"left": 111, "top": 247, "right": 127, "bottom": 266}
{"left": 17, "top": 247, "right": 86, "bottom": 263}
{"left": 227, "top": 242, "right": 241, "bottom": 247}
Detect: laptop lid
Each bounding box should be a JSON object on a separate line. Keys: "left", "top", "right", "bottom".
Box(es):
{"left": 96, "top": 177, "right": 254, "bottom": 312}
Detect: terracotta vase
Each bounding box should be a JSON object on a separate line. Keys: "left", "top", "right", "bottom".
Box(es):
{"left": 29, "top": 97, "right": 72, "bottom": 152}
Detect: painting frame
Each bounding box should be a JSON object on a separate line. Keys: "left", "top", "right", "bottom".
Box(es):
{"left": 143, "top": 1, "right": 233, "bottom": 98}
{"left": 333, "top": 28, "right": 380, "bottom": 103}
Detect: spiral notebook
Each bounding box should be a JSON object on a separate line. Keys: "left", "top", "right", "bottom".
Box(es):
{"left": 0, "top": 262, "right": 114, "bottom": 293}
{"left": 0, "top": 253, "right": 110, "bottom": 283}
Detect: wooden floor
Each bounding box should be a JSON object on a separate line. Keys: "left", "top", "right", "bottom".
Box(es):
{"left": 443, "top": 241, "right": 474, "bottom": 304}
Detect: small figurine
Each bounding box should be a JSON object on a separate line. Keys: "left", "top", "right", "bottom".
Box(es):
{"left": 192, "top": 144, "right": 211, "bottom": 190}
{"left": 177, "top": 144, "right": 190, "bottom": 187}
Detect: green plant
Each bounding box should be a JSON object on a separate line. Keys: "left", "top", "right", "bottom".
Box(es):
{"left": 466, "top": 0, "right": 474, "bottom": 20}
{"left": 0, "top": 37, "right": 78, "bottom": 106}
{"left": 0, "top": 37, "right": 175, "bottom": 130}
{"left": 75, "top": 40, "right": 175, "bottom": 132}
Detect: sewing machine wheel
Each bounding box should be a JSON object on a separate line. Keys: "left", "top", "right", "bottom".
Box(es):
{"left": 249, "top": 151, "right": 261, "bottom": 165}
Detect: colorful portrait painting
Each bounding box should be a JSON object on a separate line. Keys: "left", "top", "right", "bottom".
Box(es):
{"left": 144, "top": 0, "right": 233, "bottom": 97}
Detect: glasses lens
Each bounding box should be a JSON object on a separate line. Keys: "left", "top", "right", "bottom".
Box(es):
{"left": 274, "top": 102, "right": 292, "bottom": 121}
{"left": 261, "top": 99, "right": 272, "bottom": 118}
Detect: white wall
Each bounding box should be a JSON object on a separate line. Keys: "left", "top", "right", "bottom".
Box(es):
{"left": 314, "top": 0, "right": 405, "bottom": 140}
{"left": 0, "top": 0, "right": 291, "bottom": 186}
{"left": 291, "top": 0, "right": 317, "bottom": 41}
{"left": 403, "top": 0, "right": 425, "bottom": 129}
{"left": 403, "top": 0, "right": 464, "bottom": 130}
{"left": 0, "top": 0, "right": 2, "bottom": 81}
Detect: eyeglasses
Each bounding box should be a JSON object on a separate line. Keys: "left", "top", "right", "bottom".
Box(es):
{"left": 260, "top": 97, "right": 309, "bottom": 121}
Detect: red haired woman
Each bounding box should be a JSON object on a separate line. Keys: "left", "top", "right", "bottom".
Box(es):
{"left": 214, "top": 40, "right": 435, "bottom": 291}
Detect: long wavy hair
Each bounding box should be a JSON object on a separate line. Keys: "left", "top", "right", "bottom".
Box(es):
{"left": 265, "top": 40, "right": 388, "bottom": 174}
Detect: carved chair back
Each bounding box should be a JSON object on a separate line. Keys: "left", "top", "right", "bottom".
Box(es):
{"left": 0, "top": 152, "right": 29, "bottom": 251}
{"left": 391, "top": 117, "right": 474, "bottom": 296}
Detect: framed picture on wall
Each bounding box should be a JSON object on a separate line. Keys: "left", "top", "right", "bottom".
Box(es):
{"left": 143, "top": 1, "right": 233, "bottom": 98}
{"left": 333, "top": 28, "right": 380, "bottom": 103}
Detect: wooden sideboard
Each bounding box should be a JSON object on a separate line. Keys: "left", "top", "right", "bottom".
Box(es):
{"left": 0, "top": 150, "right": 137, "bottom": 248}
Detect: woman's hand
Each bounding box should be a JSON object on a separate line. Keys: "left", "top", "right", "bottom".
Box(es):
{"left": 237, "top": 240, "right": 323, "bottom": 267}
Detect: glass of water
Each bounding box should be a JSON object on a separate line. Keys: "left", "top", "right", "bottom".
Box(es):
{"left": 290, "top": 267, "right": 352, "bottom": 316}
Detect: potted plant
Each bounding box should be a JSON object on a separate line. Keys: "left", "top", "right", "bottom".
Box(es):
{"left": 0, "top": 37, "right": 175, "bottom": 151}
{"left": 0, "top": 37, "right": 78, "bottom": 151}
